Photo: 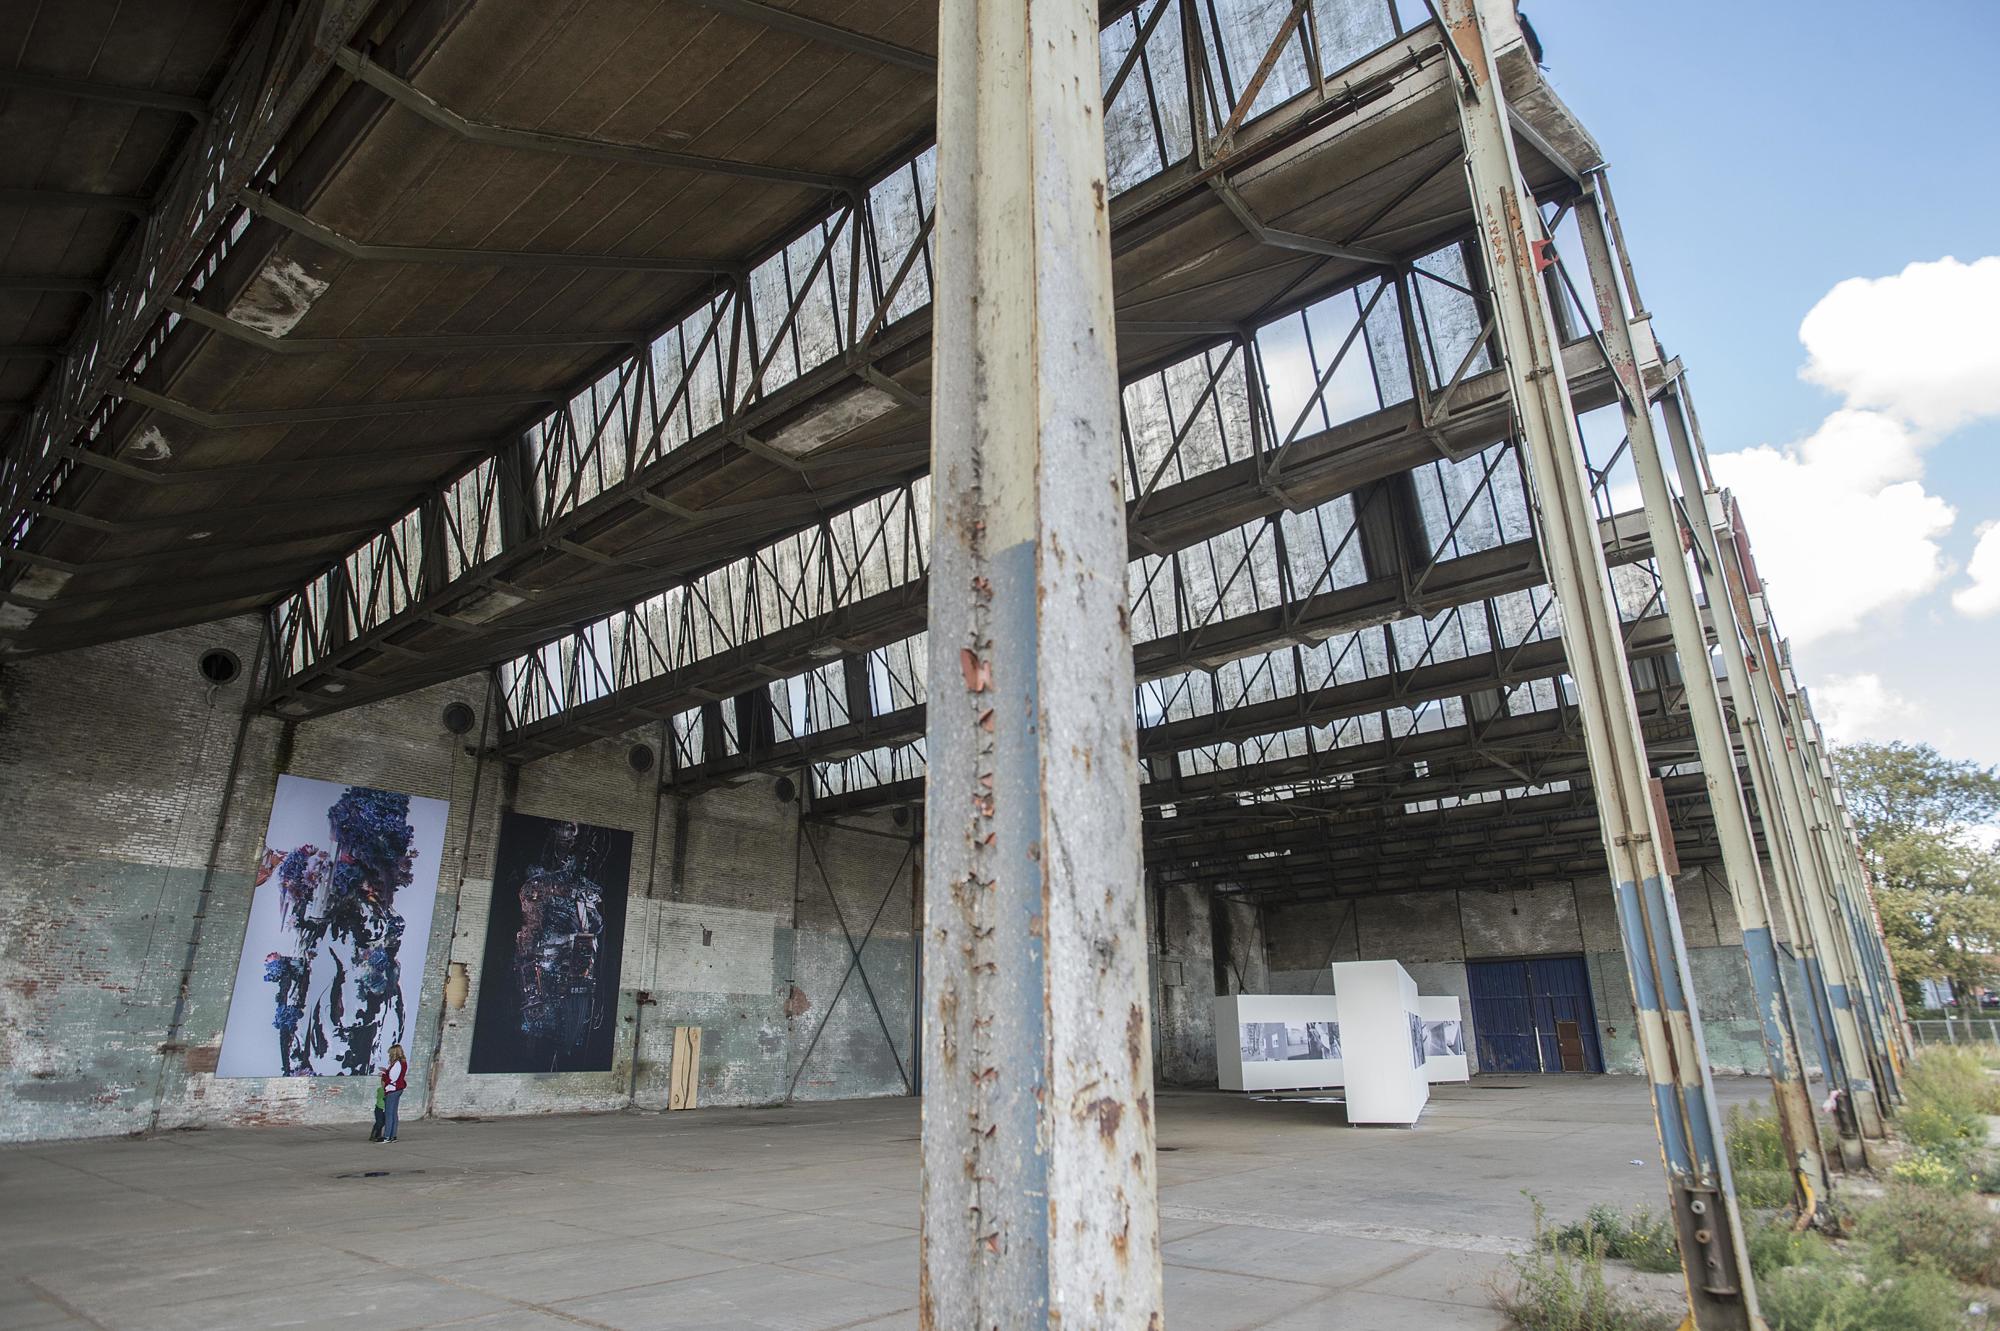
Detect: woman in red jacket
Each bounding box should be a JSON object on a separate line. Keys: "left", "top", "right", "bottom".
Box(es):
{"left": 379, "top": 1043, "right": 407, "bottom": 1143}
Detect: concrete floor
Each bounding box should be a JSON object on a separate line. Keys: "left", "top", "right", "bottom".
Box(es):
{"left": 1, "top": 1076, "right": 1764, "bottom": 1331}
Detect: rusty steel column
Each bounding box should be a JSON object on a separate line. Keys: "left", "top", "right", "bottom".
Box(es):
{"left": 1791, "top": 682, "right": 1903, "bottom": 1103}
{"left": 1572, "top": 185, "right": 1830, "bottom": 1217}
{"left": 1442, "top": 1, "right": 1757, "bottom": 1324}
{"left": 1656, "top": 387, "right": 1867, "bottom": 1169}
{"left": 920, "top": 0, "right": 1165, "bottom": 1325}
{"left": 1717, "top": 514, "right": 1888, "bottom": 1139}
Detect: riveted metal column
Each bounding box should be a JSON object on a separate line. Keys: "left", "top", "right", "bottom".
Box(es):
{"left": 1793, "top": 691, "right": 1903, "bottom": 1100}
{"left": 1854, "top": 862, "right": 1916, "bottom": 1057}
{"left": 1726, "top": 549, "right": 1887, "bottom": 1137}
{"left": 1658, "top": 387, "right": 1864, "bottom": 1168}
{"left": 1572, "top": 187, "right": 1829, "bottom": 1216}
{"left": 1442, "top": 2, "right": 1756, "bottom": 1323}
{"left": 1776, "top": 669, "right": 1894, "bottom": 1130}
{"left": 921, "top": 0, "right": 1164, "bottom": 1324}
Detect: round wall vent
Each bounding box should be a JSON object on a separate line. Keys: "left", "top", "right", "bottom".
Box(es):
{"left": 627, "top": 743, "right": 657, "bottom": 774}
{"left": 197, "top": 648, "right": 241, "bottom": 687}
{"left": 773, "top": 775, "right": 798, "bottom": 804}
{"left": 441, "top": 701, "right": 478, "bottom": 735}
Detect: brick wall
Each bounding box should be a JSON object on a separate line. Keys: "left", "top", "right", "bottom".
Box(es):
{"left": 1258, "top": 870, "right": 1778, "bottom": 1077}
{"left": 0, "top": 617, "right": 917, "bottom": 1143}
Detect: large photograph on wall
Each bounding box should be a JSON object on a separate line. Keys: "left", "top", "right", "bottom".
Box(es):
{"left": 468, "top": 813, "right": 633, "bottom": 1074}
{"left": 216, "top": 776, "right": 450, "bottom": 1077}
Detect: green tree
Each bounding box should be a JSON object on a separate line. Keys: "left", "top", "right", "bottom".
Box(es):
{"left": 1833, "top": 742, "right": 2000, "bottom": 1005}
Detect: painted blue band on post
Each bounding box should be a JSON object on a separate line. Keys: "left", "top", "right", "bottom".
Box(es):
{"left": 1741, "top": 926, "right": 1796, "bottom": 1083}
{"left": 1653, "top": 1084, "right": 1695, "bottom": 1175}
{"left": 1612, "top": 880, "right": 1661, "bottom": 1013}
{"left": 1639, "top": 877, "right": 1691, "bottom": 1016}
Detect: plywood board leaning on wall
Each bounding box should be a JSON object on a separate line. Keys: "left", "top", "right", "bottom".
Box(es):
{"left": 669, "top": 1027, "right": 702, "bottom": 1110}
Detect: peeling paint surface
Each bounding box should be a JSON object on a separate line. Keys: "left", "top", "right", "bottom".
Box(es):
{"left": 224, "top": 258, "right": 329, "bottom": 337}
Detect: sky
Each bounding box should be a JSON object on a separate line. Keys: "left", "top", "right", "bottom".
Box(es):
{"left": 1527, "top": 0, "right": 2000, "bottom": 766}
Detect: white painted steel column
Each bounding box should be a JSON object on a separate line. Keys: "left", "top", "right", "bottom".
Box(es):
{"left": 1441, "top": 1, "right": 1755, "bottom": 1323}
{"left": 1792, "top": 689, "right": 1904, "bottom": 1101}
{"left": 921, "top": 0, "right": 1165, "bottom": 1325}
{"left": 1572, "top": 189, "right": 1830, "bottom": 1214}
{"left": 1722, "top": 536, "right": 1888, "bottom": 1138}
{"left": 1656, "top": 388, "right": 1867, "bottom": 1167}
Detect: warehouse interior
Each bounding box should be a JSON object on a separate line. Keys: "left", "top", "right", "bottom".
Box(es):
{"left": 0, "top": 1, "right": 1909, "bottom": 1328}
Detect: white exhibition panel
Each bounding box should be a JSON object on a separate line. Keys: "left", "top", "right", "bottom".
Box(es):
{"left": 1213, "top": 993, "right": 1343, "bottom": 1092}
{"left": 1417, "top": 994, "right": 1470, "bottom": 1083}
{"left": 1328, "top": 960, "right": 1430, "bottom": 1125}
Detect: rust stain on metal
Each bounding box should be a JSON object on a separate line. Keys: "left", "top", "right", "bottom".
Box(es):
{"left": 1085, "top": 1095, "right": 1123, "bottom": 1144}
{"left": 958, "top": 647, "right": 991, "bottom": 692}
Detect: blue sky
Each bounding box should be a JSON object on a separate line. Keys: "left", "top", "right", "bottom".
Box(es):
{"left": 1531, "top": 0, "right": 2000, "bottom": 765}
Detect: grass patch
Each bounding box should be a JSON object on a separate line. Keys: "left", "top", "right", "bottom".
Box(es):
{"left": 1729, "top": 1100, "right": 1790, "bottom": 1172}
{"left": 1725, "top": 1100, "right": 1802, "bottom": 1211}
{"left": 1544, "top": 1204, "right": 1681, "bottom": 1274}
{"left": 1888, "top": 1148, "right": 1972, "bottom": 1193}
{"left": 1503, "top": 1202, "right": 1678, "bottom": 1331}
{"left": 1746, "top": 1214, "right": 1836, "bottom": 1279}
{"left": 1856, "top": 1182, "right": 2000, "bottom": 1287}
{"left": 1760, "top": 1248, "right": 1977, "bottom": 1331}
{"left": 1905, "top": 1047, "right": 2000, "bottom": 1123}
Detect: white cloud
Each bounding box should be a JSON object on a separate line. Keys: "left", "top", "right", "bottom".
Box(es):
{"left": 1800, "top": 256, "right": 2000, "bottom": 435}
{"left": 1714, "top": 411, "right": 1955, "bottom": 643}
{"left": 1813, "top": 673, "right": 1918, "bottom": 745}
{"left": 1953, "top": 522, "right": 2000, "bottom": 619}
{"left": 1712, "top": 254, "right": 2000, "bottom": 644}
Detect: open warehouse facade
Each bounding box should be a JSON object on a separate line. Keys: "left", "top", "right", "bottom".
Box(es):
{"left": 0, "top": 0, "right": 1907, "bottom": 1328}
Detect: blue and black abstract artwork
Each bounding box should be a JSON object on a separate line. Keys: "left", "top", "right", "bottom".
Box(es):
{"left": 468, "top": 813, "right": 632, "bottom": 1074}
{"left": 216, "top": 775, "right": 449, "bottom": 1078}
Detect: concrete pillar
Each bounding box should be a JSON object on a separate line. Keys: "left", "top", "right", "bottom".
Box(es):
{"left": 920, "top": 0, "right": 1165, "bottom": 1324}
{"left": 1441, "top": 1, "right": 1756, "bottom": 1322}
{"left": 1572, "top": 188, "right": 1830, "bottom": 1215}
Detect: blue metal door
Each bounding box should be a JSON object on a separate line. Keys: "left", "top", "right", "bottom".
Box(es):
{"left": 1468, "top": 956, "right": 1604, "bottom": 1073}
{"left": 1468, "top": 959, "right": 1539, "bottom": 1072}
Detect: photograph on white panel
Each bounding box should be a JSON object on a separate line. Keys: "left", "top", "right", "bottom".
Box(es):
{"left": 1423, "top": 1019, "right": 1466, "bottom": 1058}
{"left": 1239, "top": 1021, "right": 1339, "bottom": 1062}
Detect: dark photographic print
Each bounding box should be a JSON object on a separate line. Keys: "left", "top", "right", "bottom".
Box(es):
{"left": 469, "top": 813, "right": 633, "bottom": 1073}
{"left": 1303, "top": 1021, "right": 1340, "bottom": 1060}
{"left": 1423, "top": 1019, "right": 1466, "bottom": 1058}
{"left": 1408, "top": 1011, "right": 1426, "bottom": 1069}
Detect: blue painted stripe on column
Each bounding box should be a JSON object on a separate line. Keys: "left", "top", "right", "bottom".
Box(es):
{"left": 1829, "top": 983, "right": 1852, "bottom": 1011}
{"left": 1611, "top": 880, "right": 1661, "bottom": 1012}
{"left": 1613, "top": 878, "right": 1698, "bottom": 1176}
{"left": 1639, "top": 877, "right": 1691, "bottom": 1015}
{"left": 1653, "top": 1084, "right": 1695, "bottom": 1175}
{"left": 1742, "top": 926, "right": 1796, "bottom": 1084}
{"left": 1638, "top": 877, "right": 1724, "bottom": 1173}
{"left": 1796, "top": 955, "right": 1836, "bottom": 1082}
{"left": 987, "top": 535, "right": 1054, "bottom": 1305}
